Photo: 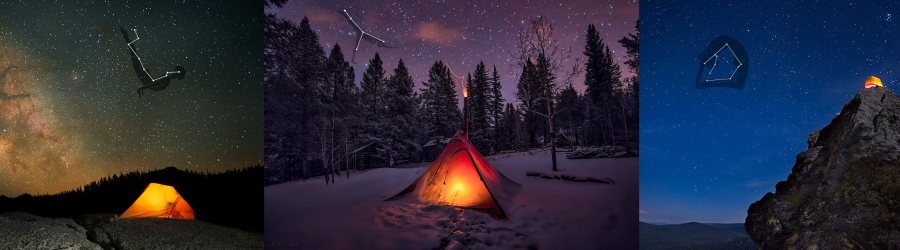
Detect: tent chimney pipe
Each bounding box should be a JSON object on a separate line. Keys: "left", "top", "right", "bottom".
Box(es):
{"left": 464, "top": 91, "right": 468, "bottom": 140}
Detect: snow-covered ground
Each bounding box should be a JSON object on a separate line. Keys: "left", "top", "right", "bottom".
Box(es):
{"left": 265, "top": 150, "right": 638, "bottom": 249}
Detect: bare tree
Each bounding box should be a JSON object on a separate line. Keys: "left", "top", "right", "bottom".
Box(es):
{"left": 509, "top": 16, "right": 583, "bottom": 172}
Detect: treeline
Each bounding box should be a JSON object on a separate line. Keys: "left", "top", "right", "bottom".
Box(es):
{"left": 0, "top": 166, "right": 263, "bottom": 233}
{"left": 263, "top": 8, "right": 638, "bottom": 184}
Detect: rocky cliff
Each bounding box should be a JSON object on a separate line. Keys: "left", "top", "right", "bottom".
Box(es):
{"left": 746, "top": 87, "right": 900, "bottom": 249}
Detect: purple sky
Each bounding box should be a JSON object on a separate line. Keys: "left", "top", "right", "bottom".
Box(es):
{"left": 269, "top": 0, "right": 637, "bottom": 105}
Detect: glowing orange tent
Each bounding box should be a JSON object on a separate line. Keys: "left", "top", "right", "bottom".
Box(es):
{"left": 865, "top": 76, "right": 883, "bottom": 88}
{"left": 120, "top": 183, "right": 195, "bottom": 219}
{"left": 387, "top": 131, "right": 521, "bottom": 218}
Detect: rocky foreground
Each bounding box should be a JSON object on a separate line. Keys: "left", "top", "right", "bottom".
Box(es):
{"left": 0, "top": 212, "right": 261, "bottom": 250}
{"left": 746, "top": 87, "right": 900, "bottom": 249}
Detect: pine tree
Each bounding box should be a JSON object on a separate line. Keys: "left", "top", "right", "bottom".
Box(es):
{"left": 516, "top": 59, "right": 544, "bottom": 147}
{"left": 320, "top": 43, "right": 352, "bottom": 184}
{"left": 488, "top": 65, "right": 505, "bottom": 153}
{"left": 264, "top": 15, "right": 325, "bottom": 181}
{"left": 421, "top": 61, "right": 462, "bottom": 139}
{"left": 533, "top": 53, "right": 560, "bottom": 171}
{"left": 584, "top": 24, "right": 622, "bottom": 146}
{"left": 360, "top": 53, "right": 386, "bottom": 139}
{"left": 385, "top": 58, "right": 417, "bottom": 163}
{"left": 469, "top": 62, "right": 491, "bottom": 151}
{"left": 619, "top": 20, "right": 640, "bottom": 147}
{"left": 557, "top": 85, "right": 584, "bottom": 149}
{"left": 496, "top": 103, "right": 516, "bottom": 152}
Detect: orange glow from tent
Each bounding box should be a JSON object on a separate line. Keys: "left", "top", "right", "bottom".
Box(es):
{"left": 430, "top": 150, "right": 494, "bottom": 208}
{"left": 865, "top": 76, "right": 883, "bottom": 89}
{"left": 387, "top": 131, "right": 521, "bottom": 218}
{"left": 120, "top": 183, "right": 195, "bottom": 220}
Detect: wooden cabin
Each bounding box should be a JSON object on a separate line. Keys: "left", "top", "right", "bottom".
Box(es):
{"left": 350, "top": 142, "right": 388, "bottom": 170}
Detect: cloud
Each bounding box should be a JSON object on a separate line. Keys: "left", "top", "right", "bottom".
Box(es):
{"left": 306, "top": 10, "right": 337, "bottom": 23}
{"left": 744, "top": 178, "right": 767, "bottom": 188}
{"left": 415, "top": 23, "right": 461, "bottom": 45}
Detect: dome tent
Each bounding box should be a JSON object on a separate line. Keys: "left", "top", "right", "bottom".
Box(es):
{"left": 386, "top": 131, "right": 521, "bottom": 219}
{"left": 120, "top": 183, "right": 195, "bottom": 219}
{"left": 865, "top": 76, "right": 883, "bottom": 89}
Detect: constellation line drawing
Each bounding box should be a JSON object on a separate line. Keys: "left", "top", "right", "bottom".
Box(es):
{"left": 695, "top": 36, "right": 749, "bottom": 90}
{"left": 119, "top": 27, "right": 186, "bottom": 97}
{"left": 339, "top": 9, "right": 397, "bottom": 64}
{"left": 702, "top": 43, "right": 742, "bottom": 82}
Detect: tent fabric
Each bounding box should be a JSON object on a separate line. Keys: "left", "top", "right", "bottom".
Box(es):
{"left": 866, "top": 76, "right": 883, "bottom": 88}
{"left": 120, "top": 183, "right": 195, "bottom": 219}
{"left": 388, "top": 131, "right": 521, "bottom": 218}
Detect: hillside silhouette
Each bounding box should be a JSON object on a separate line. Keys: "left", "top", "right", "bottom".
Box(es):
{"left": 639, "top": 222, "right": 756, "bottom": 250}
{"left": 0, "top": 166, "right": 262, "bottom": 233}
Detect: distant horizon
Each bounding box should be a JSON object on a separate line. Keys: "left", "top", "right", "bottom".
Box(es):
{"left": 0, "top": 164, "right": 262, "bottom": 198}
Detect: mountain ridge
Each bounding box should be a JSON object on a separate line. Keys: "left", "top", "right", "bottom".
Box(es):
{"left": 639, "top": 222, "right": 756, "bottom": 250}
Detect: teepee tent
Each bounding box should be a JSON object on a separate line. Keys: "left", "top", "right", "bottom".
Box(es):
{"left": 866, "top": 76, "right": 883, "bottom": 88}
{"left": 120, "top": 183, "right": 195, "bottom": 219}
{"left": 387, "top": 131, "right": 521, "bottom": 218}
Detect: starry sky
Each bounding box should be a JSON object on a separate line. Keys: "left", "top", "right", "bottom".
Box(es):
{"left": 640, "top": 1, "right": 900, "bottom": 223}
{"left": 0, "top": 1, "right": 262, "bottom": 197}
{"left": 268, "top": 0, "right": 638, "bottom": 104}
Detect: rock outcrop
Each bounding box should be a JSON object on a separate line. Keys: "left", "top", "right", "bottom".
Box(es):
{"left": 0, "top": 212, "right": 262, "bottom": 250}
{"left": 0, "top": 212, "right": 102, "bottom": 250}
{"left": 75, "top": 213, "right": 262, "bottom": 250}
{"left": 746, "top": 87, "right": 900, "bottom": 249}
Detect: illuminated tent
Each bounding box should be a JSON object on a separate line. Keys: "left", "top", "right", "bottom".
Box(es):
{"left": 387, "top": 131, "right": 521, "bottom": 218}
{"left": 120, "top": 183, "right": 195, "bottom": 219}
{"left": 865, "top": 76, "right": 883, "bottom": 89}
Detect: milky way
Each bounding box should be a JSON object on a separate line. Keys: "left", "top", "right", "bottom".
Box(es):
{"left": 0, "top": 44, "right": 80, "bottom": 194}
{"left": 0, "top": 0, "right": 263, "bottom": 196}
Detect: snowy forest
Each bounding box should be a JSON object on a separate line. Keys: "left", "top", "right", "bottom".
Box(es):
{"left": 264, "top": 5, "right": 639, "bottom": 186}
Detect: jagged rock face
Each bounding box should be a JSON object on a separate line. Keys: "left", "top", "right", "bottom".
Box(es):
{"left": 746, "top": 87, "right": 900, "bottom": 249}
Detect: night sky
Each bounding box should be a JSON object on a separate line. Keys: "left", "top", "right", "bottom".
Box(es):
{"left": 0, "top": 1, "right": 262, "bottom": 197}
{"left": 640, "top": 1, "right": 900, "bottom": 223}
{"left": 269, "top": 0, "right": 638, "bottom": 105}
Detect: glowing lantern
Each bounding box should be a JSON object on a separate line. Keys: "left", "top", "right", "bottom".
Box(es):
{"left": 865, "top": 76, "right": 883, "bottom": 89}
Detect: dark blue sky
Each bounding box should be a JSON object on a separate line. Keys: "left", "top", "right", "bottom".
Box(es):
{"left": 640, "top": 1, "right": 900, "bottom": 223}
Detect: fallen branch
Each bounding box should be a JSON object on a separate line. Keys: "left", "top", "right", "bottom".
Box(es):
{"left": 525, "top": 171, "right": 615, "bottom": 184}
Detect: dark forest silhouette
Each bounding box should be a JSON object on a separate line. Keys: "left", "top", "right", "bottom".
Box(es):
{"left": 0, "top": 166, "right": 262, "bottom": 233}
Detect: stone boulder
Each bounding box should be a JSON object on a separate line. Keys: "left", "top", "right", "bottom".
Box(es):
{"left": 0, "top": 212, "right": 102, "bottom": 250}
